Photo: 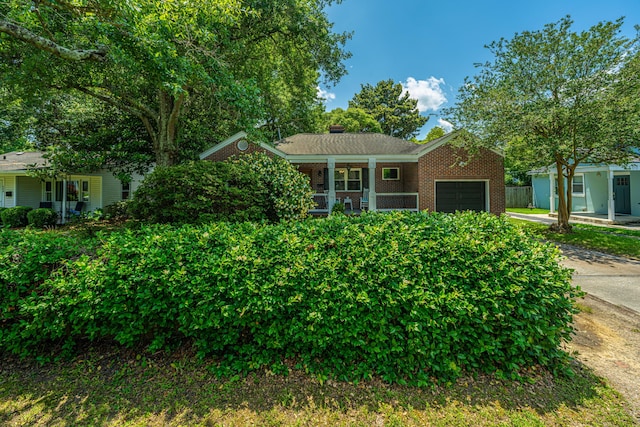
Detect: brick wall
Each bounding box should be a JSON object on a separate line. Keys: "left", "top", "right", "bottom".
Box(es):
{"left": 417, "top": 145, "right": 505, "bottom": 214}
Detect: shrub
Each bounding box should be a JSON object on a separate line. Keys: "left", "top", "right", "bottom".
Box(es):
{"left": 227, "top": 152, "right": 315, "bottom": 221}
{"left": 331, "top": 201, "right": 345, "bottom": 215}
{"left": 0, "top": 206, "right": 33, "bottom": 227}
{"left": 128, "top": 160, "right": 270, "bottom": 224}
{"left": 103, "top": 201, "right": 131, "bottom": 221}
{"left": 0, "top": 228, "right": 95, "bottom": 341}
{"left": 1, "top": 212, "right": 579, "bottom": 383}
{"left": 27, "top": 208, "right": 59, "bottom": 228}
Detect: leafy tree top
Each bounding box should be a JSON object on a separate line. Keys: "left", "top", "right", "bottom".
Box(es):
{"left": 349, "top": 79, "right": 428, "bottom": 140}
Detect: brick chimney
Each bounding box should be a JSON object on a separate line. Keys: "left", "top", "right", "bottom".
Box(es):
{"left": 329, "top": 125, "right": 345, "bottom": 133}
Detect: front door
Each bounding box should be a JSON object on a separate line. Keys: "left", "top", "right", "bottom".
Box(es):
{"left": 614, "top": 175, "right": 631, "bottom": 214}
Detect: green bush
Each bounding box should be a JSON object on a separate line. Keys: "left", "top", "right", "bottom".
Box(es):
{"left": 0, "top": 228, "right": 95, "bottom": 335}
{"left": 129, "top": 153, "right": 314, "bottom": 224}
{"left": 227, "top": 152, "right": 315, "bottom": 221}
{"left": 1, "top": 212, "right": 579, "bottom": 383}
{"left": 0, "top": 206, "right": 33, "bottom": 227}
{"left": 103, "top": 201, "right": 131, "bottom": 221}
{"left": 331, "top": 201, "right": 345, "bottom": 215}
{"left": 27, "top": 208, "right": 59, "bottom": 228}
{"left": 128, "top": 160, "right": 270, "bottom": 224}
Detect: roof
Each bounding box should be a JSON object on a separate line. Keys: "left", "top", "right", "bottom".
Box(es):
{"left": 0, "top": 151, "right": 48, "bottom": 172}
{"left": 273, "top": 133, "right": 429, "bottom": 156}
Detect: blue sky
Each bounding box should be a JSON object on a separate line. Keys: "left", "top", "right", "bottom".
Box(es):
{"left": 319, "top": 0, "right": 640, "bottom": 139}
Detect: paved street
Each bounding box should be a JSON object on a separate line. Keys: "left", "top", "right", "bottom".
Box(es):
{"left": 559, "top": 245, "right": 640, "bottom": 313}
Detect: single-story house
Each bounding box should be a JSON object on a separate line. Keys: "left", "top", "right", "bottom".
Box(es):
{"left": 530, "top": 159, "right": 640, "bottom": 221}
{"left": 0, "top": 150, "right": 144, "bottom": 220}
{"left": 201, "top": 128, "right": 505, "bottom": 214}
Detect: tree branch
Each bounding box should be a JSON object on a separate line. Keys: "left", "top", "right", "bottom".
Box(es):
{"left": 0, "top": 20, "right": 107, "bottom": 61}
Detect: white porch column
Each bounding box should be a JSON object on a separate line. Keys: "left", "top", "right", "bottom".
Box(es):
{"left": 368, "top": 158, "right": 377, "bottom": 211}
{"left": 549, "top": 172, "right": 555, "bottom": 214}
{"left": 61, "top": 179, "right": 68, "bottom": 224}
{"left": 607, "top": 168, "right": 616, "bottom": 222}
{"left": 327, "top": 158, "right": 336, "bottom": 212}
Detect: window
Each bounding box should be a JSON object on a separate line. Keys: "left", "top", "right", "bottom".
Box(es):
{"left": 122, "top": 181, "right": 131, "bottom": 200}
{"left": 572, "top": 175, "right": 584, "bottom": 195}
{"left": 55, "top": 180, "right": 80, "bottom": 201}
{"left": 81, "top": 180, "right": 90, "bottom": 202}
{"left": 334, "top": 168, "right": 361, "bottom": 191}
{"left": 382, "top": 167, "right": 400, "bottom": 180}
{"left": 44, "top": 181, "right": 53, "bottom": 202}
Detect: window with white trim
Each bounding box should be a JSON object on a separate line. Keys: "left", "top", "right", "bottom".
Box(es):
{"left": 81, "top": 180, "right": 90, "bottom": 202}
{"left": 334, "top": 168, "right": 362, "bottom": 191}
{"left": 572, "top": 174, "right": 584, "bottom": 195}
{"left": 382, "top": 167, "right": 400, "bottom": 180}
{"left": 122, "top": 181, "right": 131, "bottom": 200}
{"left": 44, "top": 181, "right": 53, "bottom": 202}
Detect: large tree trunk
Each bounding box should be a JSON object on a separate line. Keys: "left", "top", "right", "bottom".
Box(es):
{"left": 550, "top": 159, "right": 573, "bottom": 233}
{"left": 150, "top": 90, "right": 185, "bottom": 167}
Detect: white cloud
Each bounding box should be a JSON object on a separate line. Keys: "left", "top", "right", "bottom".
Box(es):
{"left": 401, "top": 77, "right": 447, "bottom": 112}
{"left": 317, "top": 86, "right": 336, "bottom": 103}
{"left": 438, "top": 118, "right": 453, "bottom": 133}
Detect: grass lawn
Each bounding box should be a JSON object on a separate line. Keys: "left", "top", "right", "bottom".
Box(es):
{"left": 0, "top": 348, "right": 634, "bottom": 426}
{"left": 509, "top": 218, "right": 640, "bottom": 259}
{"left": 506, "top": 208, "right": 550, "bottom": 215}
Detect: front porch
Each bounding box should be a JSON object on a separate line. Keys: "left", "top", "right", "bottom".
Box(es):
{"left": 301, "top": 159, "right": 420, "bottom": 214}
{"left": 310, "top": 192, "right": 420, "bottom": 214}
{"left": 549, "top": 212, "right": 640, "bottom": 226}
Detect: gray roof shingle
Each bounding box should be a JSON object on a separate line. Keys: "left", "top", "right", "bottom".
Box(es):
{"left": 0, "top": 151, "right": 48, "bottom": 172}
{"left": 273, "top": 133, "right": 430, "bottom": 156}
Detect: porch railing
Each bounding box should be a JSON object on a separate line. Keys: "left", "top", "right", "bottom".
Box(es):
{"left": 310, "top": 193, "right": 329, "bottom": 213}
{"left": 375, "top": 193, "right": 419, "bottom": 211}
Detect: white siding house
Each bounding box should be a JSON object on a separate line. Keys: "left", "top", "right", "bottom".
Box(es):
{"left": 0, "top": 151, "right": 145, "bottom": 219}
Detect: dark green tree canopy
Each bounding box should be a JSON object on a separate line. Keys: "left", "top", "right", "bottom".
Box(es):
{"left": 349, "top": 79, "right": 428, "bottom": 140}
{"left": 322, "top": 107, "right": 382, "bottom": 133}
{"left": 0, "top": 0, "right": 351, "bottom": 167}
{"left": 445, "top": 16, "right": 640, "bottom": 231}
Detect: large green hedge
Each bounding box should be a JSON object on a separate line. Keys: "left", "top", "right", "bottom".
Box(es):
{"left": 129, "top": 152, "right": 314, "bottom": 224}
{"left": 0, "top": 212, "right": 578, "bottom": 383}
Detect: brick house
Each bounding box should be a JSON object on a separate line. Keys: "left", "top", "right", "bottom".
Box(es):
{"left": 201, "top": 129, "right": 505, "bottom": 214}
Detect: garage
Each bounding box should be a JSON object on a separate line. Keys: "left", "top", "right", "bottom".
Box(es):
{"left": 436, "top": 181, "right": 487, "bottom": 213}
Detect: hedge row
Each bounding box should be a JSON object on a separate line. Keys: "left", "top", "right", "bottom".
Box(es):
{"left": 0, "top": 212, "right": 578, "bottom": 383}
{"left": 0, "top": 206, "right": 58, "bottom": 228}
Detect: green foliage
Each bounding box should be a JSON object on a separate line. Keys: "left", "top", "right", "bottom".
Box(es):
{"left": 349, "top": 79, "right": 428, "bottom": 139}
{"left": 129, "top": 153, "right": 313, "bottom": 224}
{"left": 128, "top": 160, "right": 265, "bottom": 224}
{"left": 103, "top": 201, "right": 131, "bottom": 221}
{"left": 0, "top": 0, "right": 350, "bottom": 166}
{"left": 0, "top": 206, "right": 33, "bottom": 228}
{"left": 0, "top": 228, "right": 94, "bottom": 332}
{"left": 226, "top": 152, "right": 315, "bottom": 222}
{"left": 422, "top": 126, "right": 446, "bottom": 143}
{"left": 1, "top": 212, "right": 578, "bottom": 384}
{"left": 446, "top": 16, "right": 640, "bottom": 229}
{"left": 26, "top": 208, "right": 58, "bottom": 228}
{"left": 322, "top": 107, "right": 382, "bottom": 133}
{"left": 331, "top": 201, "right": 345, "bottom": 215}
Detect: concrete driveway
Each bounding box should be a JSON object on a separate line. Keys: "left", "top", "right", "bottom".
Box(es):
{"left": 559, "top": 245, "right": 640, "bottom": 314}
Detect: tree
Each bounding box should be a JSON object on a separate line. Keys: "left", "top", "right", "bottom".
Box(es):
{"left": 322, "top": 107, "right": 382, "bottom": 133}
{"left": 349, "top": 79, "right": 428, "bottom": 139}
{"left": 423, "top": 126, "right": 445, "bottom": 143}
{"left": 446, "top": 16, "right": 640, "bottom": 232}
{"left": 0, "top": 0, "right": 350, "bottom": 166}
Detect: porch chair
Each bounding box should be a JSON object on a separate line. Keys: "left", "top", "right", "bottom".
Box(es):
{"left": 67, "top": 201, "right": 85, "bottom": 216}
{"left": 360, "top": 188, "right": 369, "bottom": 210}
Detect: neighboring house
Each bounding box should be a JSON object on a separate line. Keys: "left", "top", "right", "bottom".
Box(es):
{"left": 530, "top": 159, "right": 640, "bottom": 221}
{"left": 0, "top": 150, "right": 143, "bottom": 220}
{"left": 201, "top": 129, "right": 505, "bottom": 214}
